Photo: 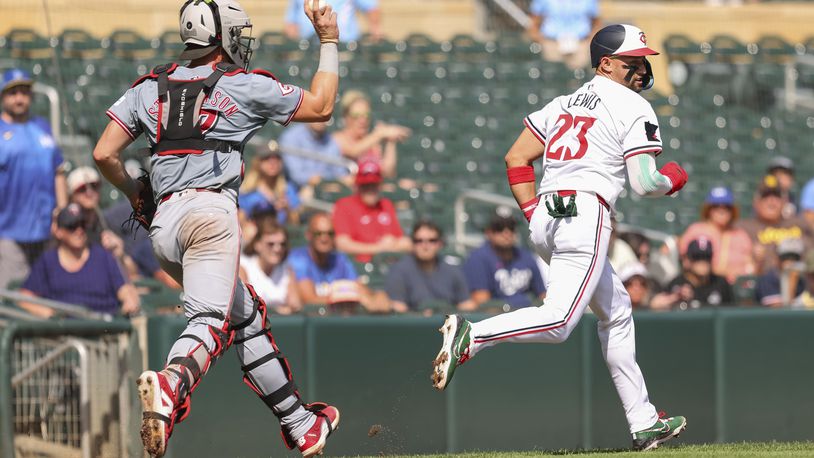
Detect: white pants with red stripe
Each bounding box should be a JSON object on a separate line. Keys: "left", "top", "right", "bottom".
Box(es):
{"left": 468, "top": 191, "right": 659, "bottom": 433}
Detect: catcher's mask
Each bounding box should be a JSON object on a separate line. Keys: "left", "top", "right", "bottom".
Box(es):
{"left": 179, "top": 0, "right": 255, "bottom": 70}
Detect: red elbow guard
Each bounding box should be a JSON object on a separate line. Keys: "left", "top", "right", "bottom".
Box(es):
{"left": 507, "top": 166, "right": 536, "bottom": 185}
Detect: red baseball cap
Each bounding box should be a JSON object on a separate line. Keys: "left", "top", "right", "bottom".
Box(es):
{"left": 355, "top": 160, "right": 382, "bottom": 185}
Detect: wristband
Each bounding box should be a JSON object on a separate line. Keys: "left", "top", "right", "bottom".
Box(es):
{"left": 520, "top": 196, "right": 539, "bottom": 222}
{"left": 507, "top": 165, "right": 535, "bottom": 185}
{"left": 317, "top": 43, "right": 339, "bottom": 74}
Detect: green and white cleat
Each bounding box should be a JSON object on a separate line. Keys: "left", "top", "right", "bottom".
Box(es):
{"left": 431, "top": 315, "right": 472, "bottom": 391}
{"left": 632, "top": 414, "right": 687, "bottom": 451}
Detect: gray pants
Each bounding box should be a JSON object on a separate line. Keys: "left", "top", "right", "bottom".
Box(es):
{"left": 149, "top": 190, "right": 314, "bottom": 439}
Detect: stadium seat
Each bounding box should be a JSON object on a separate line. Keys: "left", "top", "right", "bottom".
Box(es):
{"left": 58, "top": 28, "right": 102, "bottom": 59}
{"left": 663, "top": 34, "right": 705, "bottom": 63}
{"left": 104, "top": 29, "right": 155, "bottom": 60}
{"left": 6, "top": 28, "right": 52, "bottom": 59}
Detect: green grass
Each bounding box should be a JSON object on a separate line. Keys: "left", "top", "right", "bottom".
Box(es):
{"left": 349, "top": 442, "right": 814, "bottom": 457}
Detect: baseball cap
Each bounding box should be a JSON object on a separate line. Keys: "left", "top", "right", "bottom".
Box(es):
{"left": 1, "top": 68, "right": 33, "bottom": 93}
{"left": 704, "top": 186, "right": 735, "bottom": 206}
{"left": 590, "top": 24, "right": 659, "bottom": 68}
{"left": 56, "top": 203, "right": 86, "bottom": 229}
{"left": 767, "top": 156, "right": 794, "bottom": 173}
{"left": 618, "top": 262, "right": 649, "bottom": 284}
{"left": 686, "top": 238, "right": 713, "bottom": 261}
{"left": 777, "top": 237, "right": 804, "bottom": 260}
{"left": 67, "top": 166, "right": 101, "bottom": 194}
{"left": 355, "top": 160, "right": 382, "bottom": 185}
{"left": 756, "top": 175, "right": 783, "bottom": 198}
{"left": 328, "top": 279, "right": 361, "bottom": 305}
{"left": 487, "top": 214, "right": 516, "bottom": 233}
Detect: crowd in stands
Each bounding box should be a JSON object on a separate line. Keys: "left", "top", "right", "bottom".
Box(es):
{"left": 2, "top": 0, "right": 814, "bottom": 319}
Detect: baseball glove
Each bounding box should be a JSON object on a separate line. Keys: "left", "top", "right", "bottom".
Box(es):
{"left": 124, "top": 173, "right": 156, "bottom": 233}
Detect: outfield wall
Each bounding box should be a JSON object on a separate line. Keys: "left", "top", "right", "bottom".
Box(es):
{"left": 145, "top": 309, "right": 814, "bottom": 457}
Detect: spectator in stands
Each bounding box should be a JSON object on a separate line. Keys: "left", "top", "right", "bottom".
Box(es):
{"left": 285, "top": 0, "right": 381, "bottom": 43}
{"left": 527, "top": 0, "right": 600, "bottom": 69}
{"left": 619, "top": 231, "right": 651, "bottom": 266}
{"left": 239, "top": 218, "right": 301, "bottom": 314}
{"left": 738, "top": 176, "right": 812, "bottom": 275}
{"left": 618, "top": 262, "right": 652, "bottom": 309}
{"left": 384, "top": 220, "right": 473, "bottom": 313}
{"left": 18, "top": 204, "right": 140, "bottom": 318}
{"left": 662, "top": 238, "right": 734, "bottom": 310}
{"left": 463, "top": 214, "right": 546, "bottom": 309}
{"left": 332, "top": 160, "right": 411, "bottom": 262}
{"left": 103, "top": 159, "right": 180, "bottom": 289}
{"left": 755, "top": 237, "right": 806, "bottom": 307}
{"left": 798, "top": 176, "right": 814, "bottom": 233}
{"left": 766, "top": 156, "right": 796, "bottom": 216}
{"left": 793, "top": 250, "right": 814, "bottom": 309}
{"left": 67, "top": 166, "right": 139, "bottom": 279}
{"left": 333, "top": 90, "right": 410, "bottom": 180}
{"left": 607, "top": 220, "right": 638, "bottom": 273}
{"left": 680, "top": 186, "right": 755, "bottom": 283}
{"left": 240, "top": 144, "right": 301, "bottom": 225}
{"left": 288, "top": 212, "right": 386, "bottom": 312}
{"left": 278, "top": 122, "right": 350, "bottom": 198}
{"left": 0, "top": 69, "right": 67, "bottom": 289}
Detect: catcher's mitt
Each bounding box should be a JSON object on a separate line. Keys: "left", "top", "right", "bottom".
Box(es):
{"left": 124, "top": 173, "right": 156, "bottom": 232}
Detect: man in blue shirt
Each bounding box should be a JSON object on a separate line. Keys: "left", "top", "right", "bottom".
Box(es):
{"left": 527, "top": 0, "right": 600, "bottom": 69}
{"left": 288, "top": 212, "right": 387, "bottom": 312}
{"left": 463, "top": 215, "right": 546, "bottom": 309}
{"left": 0, "top": 69, "right": 67, "bottom": 289}
{"left": 279, "top": 121, "right": 349, "bottom": 193}
{"left": 285, "top": 0, "right": 381, "bottom": 42}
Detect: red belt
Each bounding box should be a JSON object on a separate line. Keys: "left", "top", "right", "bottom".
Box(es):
{"left": 557, "top": 190, "right": 609, "bottom": 210}
{"left": 159, "top": 188, "right": 221, "bottom": 203}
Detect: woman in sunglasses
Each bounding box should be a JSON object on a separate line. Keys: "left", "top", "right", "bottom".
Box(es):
{"left": 239, "top": 218, "right": 301, "bottom": 314}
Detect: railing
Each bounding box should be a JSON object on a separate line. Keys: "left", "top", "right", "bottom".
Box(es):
{"left": 0, "top": 320, "right": 139, "bottom": 458}
{"left": 452, "top": 188, "right": 680, "bottom": 264}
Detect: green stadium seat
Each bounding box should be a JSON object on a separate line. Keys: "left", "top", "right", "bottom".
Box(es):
{"left": 663, "top": 34, "right": 704, "bottom": 63}
{"left": 59, "top": 28, "right": 102, "bottom": 59}
{"left": 755, "top": 35, "right": 796, "bottom": 63}
{"left": 157, "top": 30, "right": 184, "bottom": 60}
{"left": 6, "top": 28, "right": 52, "bottom": 59}
{"left": 104, "top": 29, "right": 155, "bottom": 60}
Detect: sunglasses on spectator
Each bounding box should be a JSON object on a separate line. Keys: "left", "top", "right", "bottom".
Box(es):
{"left": 489, "top": 224, "right": 515, "bottom": 233}
{"left": 264, "top": 241, "right": 287, "bottom": 249}
{"left": 311, "top": 230, "right": 335, "bottom": 238}
{"left": 75, "top": 182, "right": 101, "bottom": 194}
{"left": 62, "top": 223, "right": 86, "bottom": 232}
{"left": 348, "top": 111, "right": 370, "bottom": 119}
{"left": 413, "top": 237, "right": 440, "bottom": 244}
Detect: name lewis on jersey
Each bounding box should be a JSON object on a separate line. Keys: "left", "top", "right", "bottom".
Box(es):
{"left": 566, "top": 92, "right": 601, "bottom": 110}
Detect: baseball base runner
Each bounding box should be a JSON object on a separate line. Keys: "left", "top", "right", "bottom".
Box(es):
{"left": 92, "top": 0, "right": 341, "bottom": 456}
{"left": 431, "top": 24, "right": 689, "bottom": 452}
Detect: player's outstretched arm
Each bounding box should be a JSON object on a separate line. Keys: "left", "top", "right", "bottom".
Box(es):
{"left": 505, "top": 128, "right": 547, "bottom": 221}
{"left": 625, "top": 153, "right": 687, "bottom": 197}
{"left": 93, "top": 121, "right": 139, "bottom": 200}
{"left": 293, "top": 0, "right": 339, "bottom": 122}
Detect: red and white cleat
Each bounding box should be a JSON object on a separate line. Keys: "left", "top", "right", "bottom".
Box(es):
{"left": 296, "top": 404, "right": 340, "bottom": 457}
{"left": 136, "top": 371, "right": 178, "bottom": 458}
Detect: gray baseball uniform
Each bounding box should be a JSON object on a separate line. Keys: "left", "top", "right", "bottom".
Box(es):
{"left": 107, "top": 65, "right": 315, "bottom": 439}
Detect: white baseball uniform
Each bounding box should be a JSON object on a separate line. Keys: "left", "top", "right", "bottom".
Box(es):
{"left": 468, "top": 75, "right": 667, "bottom": 433}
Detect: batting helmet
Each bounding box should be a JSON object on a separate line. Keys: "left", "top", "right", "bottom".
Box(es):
{"left": 590, "top": 24, "right": 659, "bottom": 90}
{"left": 179, "top": 0, "right": 255, "bottom": 70}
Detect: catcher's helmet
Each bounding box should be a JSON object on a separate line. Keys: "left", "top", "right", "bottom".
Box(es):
{"left": 179, "top": 0, "right": 255, "bottom": 70}
{"left": 590, "top": 24, "right": 659, "bottom": 90}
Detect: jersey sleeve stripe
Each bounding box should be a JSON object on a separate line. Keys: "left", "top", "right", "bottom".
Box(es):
{"left": 523, "top": 117, "right": 546, "bottom": 145}
{"left": 105, "top": 110, "right": 136, "bottom": 140}
{"left": 283, "top": 89, "right": 305, "bottom": 127}
{"left": 623, "top": 145, "right": 662, "bottom": 159}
